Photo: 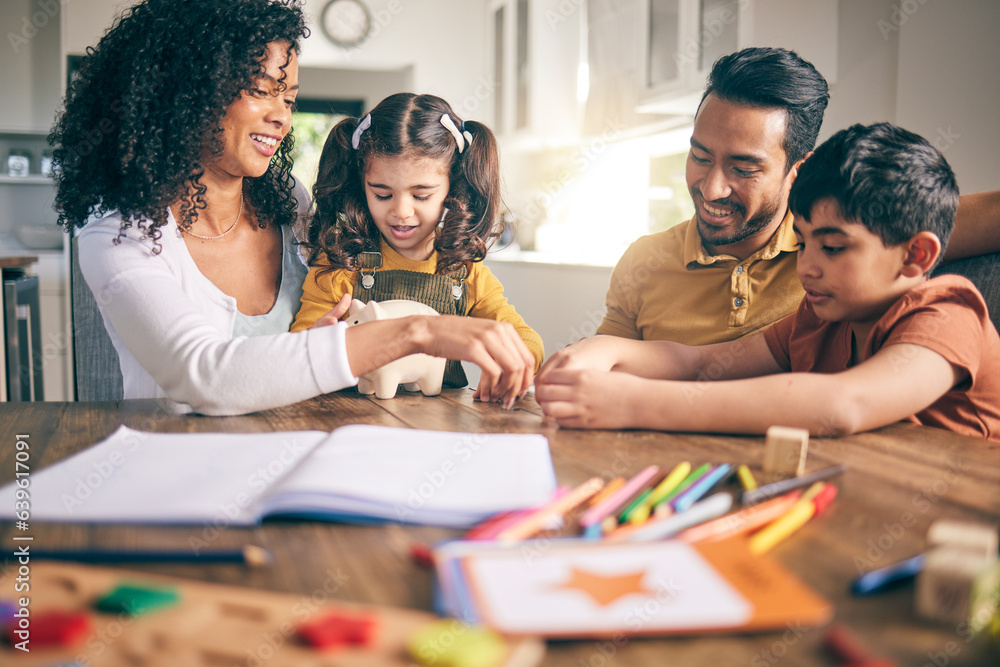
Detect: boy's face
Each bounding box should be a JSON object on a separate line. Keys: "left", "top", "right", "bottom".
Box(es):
{"left": 793, "top": 198, "right": 912, "bottom": 324}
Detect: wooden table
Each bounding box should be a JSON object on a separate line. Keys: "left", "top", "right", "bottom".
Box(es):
{"left": 1, "top": 389, "right": 998, "bottom": 665}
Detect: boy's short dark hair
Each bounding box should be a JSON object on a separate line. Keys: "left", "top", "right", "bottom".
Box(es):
{"left": 700, "top": 47, "right": 829, "bottom": 171}
{"left": 790, "top": 122, "right": 959, "bottom": 257}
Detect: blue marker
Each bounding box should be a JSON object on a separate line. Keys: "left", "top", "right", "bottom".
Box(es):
{"left": 851, "top": 554, "right": 926, "bottom": 596}
{"left": 672, "top": 464, "right": 732, "bottom": 513}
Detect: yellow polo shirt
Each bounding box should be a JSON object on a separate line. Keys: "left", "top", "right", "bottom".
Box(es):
{"left": 596, "top": 212, "right": 803, "bottom": 345}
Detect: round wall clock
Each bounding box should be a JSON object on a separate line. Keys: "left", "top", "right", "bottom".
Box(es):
{"left": 320, "top": 0, "right": 373, "bottom": 48}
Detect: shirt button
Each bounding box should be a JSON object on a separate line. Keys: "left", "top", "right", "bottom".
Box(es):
{"left": 734, "top": 297, "right": 744, "bottom": 307}
{"left": 735, "top": 266, "right": 744, "bottom": 274}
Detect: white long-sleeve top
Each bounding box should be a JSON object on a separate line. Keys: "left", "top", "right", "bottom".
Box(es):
{"left": 77, "top": 209, "right": 358, "bottom": 416}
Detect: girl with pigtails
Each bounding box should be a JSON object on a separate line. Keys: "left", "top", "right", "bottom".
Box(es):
{"left": 293, "top": 93, "right": 544, "bottom": 403}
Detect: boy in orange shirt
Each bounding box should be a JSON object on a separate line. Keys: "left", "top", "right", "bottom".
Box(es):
{"left": 536, "top": 122, "right": 1000, "bottom": 441}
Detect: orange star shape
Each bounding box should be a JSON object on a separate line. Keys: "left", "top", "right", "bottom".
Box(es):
{"left": 551, "top": 567, "right": 652, "bottom": 606}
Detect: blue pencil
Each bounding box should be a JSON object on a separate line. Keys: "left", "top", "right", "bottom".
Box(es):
{"left": 673, "top": 464, "right": 732, "bottom": 513}
{"left": 851, "top": 554, "right": 925, "bottom": 595}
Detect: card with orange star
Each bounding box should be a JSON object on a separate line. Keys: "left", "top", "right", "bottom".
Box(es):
{"left": 448, "top": 538, "right": 831, "bottom": 637}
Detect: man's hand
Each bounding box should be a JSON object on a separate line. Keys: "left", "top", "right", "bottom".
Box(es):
{"left": 535, "top": 368, "right": 647, "bottom": 430}
{"left": 535, "top": 336, "right": 626, "bottom": 385}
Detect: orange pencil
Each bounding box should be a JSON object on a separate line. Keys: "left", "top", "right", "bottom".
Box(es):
{"left": 676, "top": 490, "right": 802, "bottom": 543}
{"left": 588, "top": 477, "right": 625, "bottom": 508}
{"left": 497, "top": 477, "right": 605, "bottom": 541}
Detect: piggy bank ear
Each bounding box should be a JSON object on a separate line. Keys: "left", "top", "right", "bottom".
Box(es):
{"left": 368, "top": 301, "right": 387, "bottom": 320}
{"left": 348, "top": 299, "right": 366, "bottom": 325}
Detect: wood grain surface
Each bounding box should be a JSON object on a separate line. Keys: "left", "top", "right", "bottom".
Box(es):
{"left": 1, "top": 388, "right": 998, "bottom": 666}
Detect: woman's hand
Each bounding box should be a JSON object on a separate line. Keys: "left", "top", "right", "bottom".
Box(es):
{"left": 311, "top": 293, "right": 352, "bottom": 328}
{"left": 418, "top": 317, "right": 534, "bottom": 409}
{"left": 345, "top": 315, "right": 534, "bottom": 409}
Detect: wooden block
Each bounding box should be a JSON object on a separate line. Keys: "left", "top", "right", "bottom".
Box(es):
{"left": 916, "top": 546, "right": 999, "bottom": 627}
{"left": 928, "top": 519, "right": 1000, "bottom": 560}
{"left": 763, "top": 426, "right": 809, "bottom": 478}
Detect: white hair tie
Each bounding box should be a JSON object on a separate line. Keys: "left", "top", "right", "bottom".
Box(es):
{"left": 352, "top": 114, "right": 371, "bottom": 150}
{"left": 440, "top": 114, "right": 474, "bottom": 154}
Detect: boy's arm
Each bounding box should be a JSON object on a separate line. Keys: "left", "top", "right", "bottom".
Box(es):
{"left": 943, "top": 190, "right": 1000, "bottom": 262}
{"left": 536, "top": 332, "right": 778, "bottom": 384}
{"left": 536, "top": 342, "right": 961, "bottom": 434}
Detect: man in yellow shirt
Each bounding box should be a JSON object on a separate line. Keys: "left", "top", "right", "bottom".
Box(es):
{"left": 597, "top": 47, "right": 999, "bottom": 345}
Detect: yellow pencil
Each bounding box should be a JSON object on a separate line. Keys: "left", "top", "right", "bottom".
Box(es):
{"left": 749, "top": 500, "right": 815, "bottom": 554}
{"left": 737, "top": 464, "right": 757, "bottom": 491}
{"left": 748, "top": 483, "right": 828, "bottom": 554}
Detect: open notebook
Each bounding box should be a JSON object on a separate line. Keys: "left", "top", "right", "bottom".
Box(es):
{"left": 0, "top": 425, "right": 556, "bottom": 527}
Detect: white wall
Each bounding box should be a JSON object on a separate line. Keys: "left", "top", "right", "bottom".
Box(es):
{"left": 300, "top": 0, "right": 490, "bottom": 119}
{"left": 895, "top": 0, "right": 1000, "bottom": 194}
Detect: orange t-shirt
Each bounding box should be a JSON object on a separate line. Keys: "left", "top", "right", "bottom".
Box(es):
{"left": 764, "top": 275, "right": 1000, "bottom": 441}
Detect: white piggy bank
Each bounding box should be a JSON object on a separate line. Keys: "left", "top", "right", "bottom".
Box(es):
{"left": 347, "top": 299, "right": 446, "bottom": 399}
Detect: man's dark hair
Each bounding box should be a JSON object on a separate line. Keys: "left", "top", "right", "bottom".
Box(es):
{"left": 789, "top": 122, "right": 959, "bottom": 258}
{"left": 700, "top": 47, "right": 830, "bottom": 170}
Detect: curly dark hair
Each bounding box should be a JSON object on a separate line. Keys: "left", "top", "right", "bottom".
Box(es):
{"left": 304, "top": 93, "right": 504, "bottom": 276}
{"left": 48, "top": 0, "right": 308, "bottom": 249}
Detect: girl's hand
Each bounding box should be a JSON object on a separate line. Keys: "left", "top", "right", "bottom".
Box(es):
{"left": 534, "top": 336, "right": 624, "bottom": 385}
{"left": 311, "top": 294, "right": 352, "bottom": 328}
{"left": 535, "top": 368, "right": 644, "bottom": 430}
{"left": 419, "top": 317, "right": 534, "bottom": 408}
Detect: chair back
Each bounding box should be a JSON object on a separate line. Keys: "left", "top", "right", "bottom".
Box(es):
{"left": 934, "top": 252, "right": 1000, "bottom": 333}
{"left": 70, "top": 236, "right": 124, "bottom": 401}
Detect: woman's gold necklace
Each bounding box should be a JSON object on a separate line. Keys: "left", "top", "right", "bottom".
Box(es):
{"left": 181, "top": 192, "right": 244, "bottom": 240}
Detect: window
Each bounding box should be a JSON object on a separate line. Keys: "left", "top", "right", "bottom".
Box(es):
{"left": 289, "top": 98, "right": 363, "bottom": 194}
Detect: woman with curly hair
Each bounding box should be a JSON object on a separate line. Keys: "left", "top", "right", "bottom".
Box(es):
{"left": 53, "top": 0, "right": 534, "bottom": 415}
{"left": 292, "top": 93, "right": 543, "bottom": 396}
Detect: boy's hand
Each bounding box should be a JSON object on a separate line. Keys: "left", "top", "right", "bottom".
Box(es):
{"left": 535, "top": 368, "right": 644, "bottom": 430}
{"left": 311, "top": 294, "right": 352, "bottom": 328}
{"left": 535, "top": 336, "right": 624, "bottom": 385}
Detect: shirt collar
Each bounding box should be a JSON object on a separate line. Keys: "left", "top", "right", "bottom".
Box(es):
{"left": 683, "top": 209, "right": 798, "bottom": 267}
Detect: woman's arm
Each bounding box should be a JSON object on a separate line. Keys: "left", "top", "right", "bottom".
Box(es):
{"left": 345, "top": 315, "right": 534, "bottom": 408}
{"left": 537, "top": 342, "right": 960, "bottom": 434}
{"left": 81, "top": 221, "right": 530, "bottom": 414}
{"left": 466, "top": 263, "right": 545, "bottom": 371}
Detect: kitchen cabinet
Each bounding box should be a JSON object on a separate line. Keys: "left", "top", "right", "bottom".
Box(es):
{"left": 637, "top": 0, "right": 753, "bottom": 115}
{"left": 489, "top": 0, "right": 585, "bottom": 148}
{"left": 0, "top": 130, "right": 71, "bottom": 401}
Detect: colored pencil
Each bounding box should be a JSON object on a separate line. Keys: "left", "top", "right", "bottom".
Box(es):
{"left": 497, "top": 477, "right": 605, "bottom": 541}
{"left": 578, "top": 466, "right": 660, "bottom": 528}
{"left": 31, "top": 545, "right": 273, "bottom": 567}
{"left": 677, "top": 490, "right": 803, "bottom": 543}
{"left": 741, "top": 464, "right": 846, "bottom": 505}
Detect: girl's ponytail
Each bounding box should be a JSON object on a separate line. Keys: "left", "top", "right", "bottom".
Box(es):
{"left": 303, "top": 117, "right": 373, "bottom": 272}
{"left": 435, "top": 118, "right": 504, "bottom": 274}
